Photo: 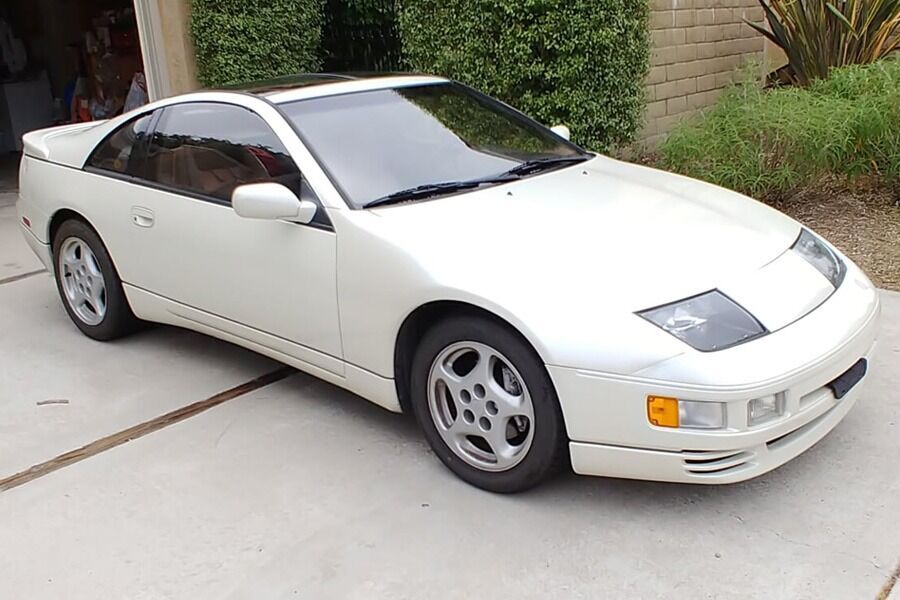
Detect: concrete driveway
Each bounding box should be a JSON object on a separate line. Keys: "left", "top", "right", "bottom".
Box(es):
{"left": 1, "top": 189, "right": 898, "bottom": 599}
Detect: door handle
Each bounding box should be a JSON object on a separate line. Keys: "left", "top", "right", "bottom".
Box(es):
{"left": 131, "top": 206, "right": 154, "bottom": 228}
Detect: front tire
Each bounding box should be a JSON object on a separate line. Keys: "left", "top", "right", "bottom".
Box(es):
{"left": 52, "top": 219, "right": 140, "bottom": 341}
{"left": 411, "top": 315, "right": 568, "bottom": 493}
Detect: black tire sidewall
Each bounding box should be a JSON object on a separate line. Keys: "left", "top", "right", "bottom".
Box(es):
{"left": 411, "top": 315, "right": 568, "bottom": 493}
{"left": 52, "top": 219, "right": 138, "bottom": 341}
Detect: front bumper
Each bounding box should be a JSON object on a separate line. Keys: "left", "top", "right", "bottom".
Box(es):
{"left": 549, "top": 262, "right": 880, "bottom": 484}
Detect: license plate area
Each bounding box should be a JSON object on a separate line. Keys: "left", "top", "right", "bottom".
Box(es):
{"left": 828, "top": 358, "right": 867, "bottom": 400}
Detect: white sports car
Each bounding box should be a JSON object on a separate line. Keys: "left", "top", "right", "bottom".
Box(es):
{"left": 17, "top": 73, "right": 880, "bottom": 492}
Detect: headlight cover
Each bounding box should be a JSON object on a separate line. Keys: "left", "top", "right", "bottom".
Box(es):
{"left": 638, "top": 291, "right": 767, "bottom": 352}
{"left": 792, "top": 228, "right": 845, "bottom": 288}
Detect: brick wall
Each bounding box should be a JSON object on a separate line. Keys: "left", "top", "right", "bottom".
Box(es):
{"left": 642, "top": 0, "right": 767, "bottom": 145}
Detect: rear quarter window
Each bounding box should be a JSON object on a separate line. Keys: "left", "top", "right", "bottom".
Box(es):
{"left": 87, "top": 112, "right": 155, "bottom": 176}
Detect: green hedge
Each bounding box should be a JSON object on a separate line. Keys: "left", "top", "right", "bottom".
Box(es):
{"left": 397, "top": 0, "right": 650, "bottom": 151}
{"left": 322, "top": 0, "right": 402, "bottom": 71}
{"left": 191, "top": 0, "right": 325, "bottom": 87}
{"left": 660, "top": 59, "right": 900, "bottom": 198}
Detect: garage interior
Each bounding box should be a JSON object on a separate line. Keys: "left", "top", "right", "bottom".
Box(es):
{"left": 0, "top": 0, "right": 147, "bottom": 177}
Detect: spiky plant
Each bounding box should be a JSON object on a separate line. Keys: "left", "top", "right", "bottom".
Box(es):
{"left": 747, "top": 0, "right": 900, "bottom": 86}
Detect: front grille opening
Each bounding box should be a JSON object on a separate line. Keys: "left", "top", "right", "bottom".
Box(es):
{"left": 682, "top": 450, "right": 754, "bottom": 475}
{"left": 684, "top": 452, "right": 745, "bottom": 465}
{"left": 766, "top": 430, "right": 794, "bottom": 448}
{"left": 689, "top": 464, "right": 748, "bottom": 476}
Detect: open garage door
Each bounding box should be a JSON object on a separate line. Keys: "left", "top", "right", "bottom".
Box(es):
{"left": 0, "top": 0, "right": 149, "bottom": 154}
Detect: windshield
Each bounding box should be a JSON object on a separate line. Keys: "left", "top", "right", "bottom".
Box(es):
{"left": 279, "top": 82, "right": 589, "bottom": 208}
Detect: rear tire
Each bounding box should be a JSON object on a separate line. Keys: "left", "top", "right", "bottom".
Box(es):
{"left": 52, "top": 219, "right": 140, "bottom": 341}
{"left": 411, "top": 315, "right": 568, "bottom": 493}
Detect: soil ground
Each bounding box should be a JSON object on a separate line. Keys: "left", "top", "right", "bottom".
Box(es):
{"left": 772, "top": 178, "right": 900, "bottom": 291}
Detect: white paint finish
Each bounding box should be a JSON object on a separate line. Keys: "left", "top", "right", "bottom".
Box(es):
{"left": 20, "top": 121, "right": 106, "bottom": 165}
{"left": 123, "top": 285, "right": 399, "bottom": 412}
{"left": 550, "top": 266, "right": 879, "bottom": 448}
{"left": 549, "top": 124, "right": 571, "bottom": 140}
{"left": 334, "top": 156, "right": 805, "bottom": 378}
{"left": 15, "top": 78, "right": 883, "bottom": 485}
{"left": 719, "top": 249, "right": 835, "bottom": 331}
{"left": 0, "top": 289, "right": 897, "bottom": 598}
{"left": 232, "top": 183, "right": 312, "bottom": 221}
{"left": 15, "top": 223, "right": 52, "bottom": 272}
{"left": 569, "top": 376, "right": 863, "bottom": 482}
{"left": 551, "top": 310, "right": 877, "bottom": 449}
{"left": 630, "top": 260, "right": 879, "bottom": 386}
{"left": 102, "top": 178, "right": 344, "bottom": 374}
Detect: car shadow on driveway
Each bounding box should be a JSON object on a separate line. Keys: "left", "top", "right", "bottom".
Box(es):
{"left": 272, "top": 355, "right": 879, "bottom": 514}
{"left": 223, "top": 360, "right": 895, "bottom": 597}
{"left": 3, "top": 313, "right": 895, "bottom": 600}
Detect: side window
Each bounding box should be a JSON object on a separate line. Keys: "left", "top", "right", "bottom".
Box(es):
{"left": 144, "top": 103, "right": 301, "bottom": 203}
{"left": 87, "top": 112, "right": 155, "bottom": 175}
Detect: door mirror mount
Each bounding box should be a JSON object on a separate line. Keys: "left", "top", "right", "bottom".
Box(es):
{"left": 232, "top": 182, "right": 317, "bottom": 224}
{"left": 294, "top": 199, "right": 318, "bottom": 225}
{"left": 550, "top": 125, "right": 571, "bottom": 141}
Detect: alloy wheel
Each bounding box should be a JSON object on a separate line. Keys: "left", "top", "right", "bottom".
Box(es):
{"left": 427, "top": 341, "right": 535, "bottom": 472}
{"left": 58, "top": 237, "right": 107, "bottom": 326}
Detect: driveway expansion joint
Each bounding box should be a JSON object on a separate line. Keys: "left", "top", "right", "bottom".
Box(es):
{"left": 0, "top": 366, "right": 295, "bottom": 493}
{"left": 878, "top": 559, "right": 900, "bottom": 600}
{"left": 0, "top": 269, "right": 47, "bottom": 286}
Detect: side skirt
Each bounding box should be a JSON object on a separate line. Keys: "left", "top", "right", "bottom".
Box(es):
{"left": 123, "top": 284, "right": 402, "bottom": 413}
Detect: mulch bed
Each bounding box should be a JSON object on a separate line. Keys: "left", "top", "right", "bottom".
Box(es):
{"left": 770, "top": 178, "right": 900, "bottom": 291}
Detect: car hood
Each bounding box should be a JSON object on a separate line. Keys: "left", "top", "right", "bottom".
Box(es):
{"left": 368, "top": 155, "right": 801, "bottom": 313}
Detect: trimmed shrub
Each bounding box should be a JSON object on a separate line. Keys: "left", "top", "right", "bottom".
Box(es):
{"left": 660, "top": 59, "right": 900, "bottom": 198}
{"left": 322, "top": 0, "right": 402, "bottom": 71}
{"left": 191, "top": 0, "right": 325, "bottom": 87}
{"left": 397, "top": 0, "right": 650, "bottom": 151}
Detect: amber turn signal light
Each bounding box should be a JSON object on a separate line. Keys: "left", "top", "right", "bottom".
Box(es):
{"left": 647, "top": 395, "right": 679, "bottom": 428}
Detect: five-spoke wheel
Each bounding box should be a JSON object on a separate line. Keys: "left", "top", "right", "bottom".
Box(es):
{"left": 58, "top": 237, "right": 107, "bottom": 326}
{"left": 48, "top": 220, "right": 565, "bottom": 491}
{"left": 412, "top": 314, "right": 567, "bottom": 492}
{"left": 52, "top": 219, "right": 140, "bottom": 340}
{"left": 428, "top": 341, "right": 535, "bottom": 472}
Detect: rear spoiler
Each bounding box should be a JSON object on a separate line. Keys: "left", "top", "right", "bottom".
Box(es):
{"left": 21, "top": 121, "right": 107, "bottom": 165}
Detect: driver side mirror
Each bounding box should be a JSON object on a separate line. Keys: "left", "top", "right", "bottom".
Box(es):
{"left": 550, "top": 125, "right": 571, "bottom": 141}
{"left": 232, "top": 182, "right": 317, "bottom": 224}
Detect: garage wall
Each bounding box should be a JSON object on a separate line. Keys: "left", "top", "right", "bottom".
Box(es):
{"left": 641, "top": 0, "right": 769, "bottom": 146}
{"left": 155, "top": 0, "right": 198, "bottom": 95}
{"left": 134, "top": 0, "right": 198, "bottom": 99}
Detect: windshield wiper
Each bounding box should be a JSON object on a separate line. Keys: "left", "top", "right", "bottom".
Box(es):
{"left": 361, "top": 157, "right": 587, "bottom": 209}
{"left": 502, "top": 155, "right": 590, "bottom": 177}
{"left": 363, "top": 176, "right": 518, "bottom": 209}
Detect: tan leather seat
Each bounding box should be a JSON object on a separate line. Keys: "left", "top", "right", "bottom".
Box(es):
{"left": 147, "top": 142, "right": 270, "bottom": 200}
